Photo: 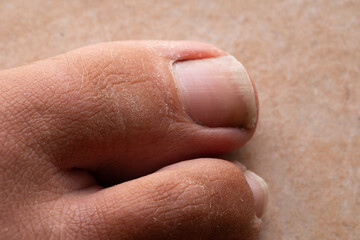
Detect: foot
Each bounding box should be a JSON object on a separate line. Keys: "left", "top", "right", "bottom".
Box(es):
{"left": 0, "top": 41, "right": 267, "bottom": 240}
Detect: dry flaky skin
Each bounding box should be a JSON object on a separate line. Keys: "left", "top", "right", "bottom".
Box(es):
{"left": 0, "top": 0, "right": 359, "bottom": 240}
{"left": 0, "top": 40, "right": 261, "bottom": 239}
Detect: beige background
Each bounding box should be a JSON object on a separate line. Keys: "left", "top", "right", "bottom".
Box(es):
{"left": 1, "top": 0, "right": 359, "bottom": 239}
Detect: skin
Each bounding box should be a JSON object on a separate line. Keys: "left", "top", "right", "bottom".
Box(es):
{"left": 0, "top": 41, "right": 261, "bottom": 239}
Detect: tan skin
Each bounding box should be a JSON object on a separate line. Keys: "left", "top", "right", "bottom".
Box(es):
{"left": 0, "top": 41, "right": 263, "bottom": 239}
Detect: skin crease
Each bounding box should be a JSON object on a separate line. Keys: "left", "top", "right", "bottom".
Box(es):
{"left": 0, "top": 41, "right": 261, "bottom": 239}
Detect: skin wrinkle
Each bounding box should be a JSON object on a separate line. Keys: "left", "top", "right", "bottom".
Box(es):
{"left": 0, "top": 69, "right": 77, "bottom": 170}
{"left": 90, "top": 63, "right": 172, "bottom": 170}
{"left": 66, "top": 201, "right": 93, "bottom": 239}
{"left": 164, "top": 186, "right": 208, "bottom": 221}
{"left": 3, "top": 146, "right": 56, "bottom": 199}
{"left": 0, "top": 41, "right": 260, "bottom": 239}
{"left": 35, "top": 200, "right": 72, "bottom": 239}
{"left": 41, "top": 53, "right": 128, "bottom": 168}
{"left": 90, "top": 200, "right": 111, "bottom": 240}
{"left": 104, "top": 160, "right": 254, "bottom": 239}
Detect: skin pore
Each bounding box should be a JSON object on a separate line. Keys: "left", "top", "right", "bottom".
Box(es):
{"left": 0, "top": 41, "right": 266, "bottom": 240}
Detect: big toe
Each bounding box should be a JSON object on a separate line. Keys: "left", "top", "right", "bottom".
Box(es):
{"left": 1, "top": 41, "right": 258, "bottom": 184}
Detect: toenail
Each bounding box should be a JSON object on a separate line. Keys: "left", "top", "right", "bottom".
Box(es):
{"left": 173, "top": 55, "right": 257, "bottom": 129}
{"left": 244, "top": 170, "right": 269, "bottom": 218}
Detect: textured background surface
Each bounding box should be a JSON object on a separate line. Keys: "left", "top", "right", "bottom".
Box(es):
{"left": 0, "top": 0, "right": 359, "bottom": 239}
